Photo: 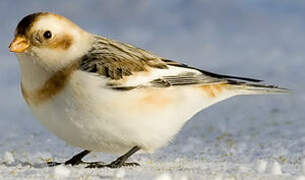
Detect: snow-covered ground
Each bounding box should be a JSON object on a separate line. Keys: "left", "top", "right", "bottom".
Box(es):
{"left": 0, "top": 1, "right": 304, "bottom": 179}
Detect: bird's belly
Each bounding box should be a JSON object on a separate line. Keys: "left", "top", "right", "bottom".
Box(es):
{"left": 28, "top": 87, "right": 137, "bottom": 154}
{"left": 27, "top": 71, "right": 234, "bottom": 154}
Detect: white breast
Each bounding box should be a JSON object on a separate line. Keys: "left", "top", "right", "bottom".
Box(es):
{"left": 27, "top": 70, "right": 236, "bottom": 154}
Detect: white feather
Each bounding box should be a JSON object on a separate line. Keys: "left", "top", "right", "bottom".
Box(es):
{"left": 14, "top": 13, "right": 239, "bottom": 154}
{"left": 25, "top": 69, "right": 236, "bottom": 154}
{"left": 29, "top": 14, "right": 94, "bottom": 71}
{"left": 110, "top": 65, "right": 202, "bottom": 87}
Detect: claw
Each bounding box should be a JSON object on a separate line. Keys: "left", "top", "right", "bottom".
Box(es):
{"left": 86, "top": 161, "right": 140, "bottom": 168}
{"left": 47, "top": 161, "right": 62, "bottom": 167}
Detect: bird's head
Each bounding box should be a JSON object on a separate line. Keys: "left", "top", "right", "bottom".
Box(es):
{"left": 9, "top": 12, "right": 93, "bottom": 71}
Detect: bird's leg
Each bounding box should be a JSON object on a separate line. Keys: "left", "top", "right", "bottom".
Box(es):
{"left": 86, "top": 146, "right": 141, "bottom": 168}
{"left": 64, "top": 150, "right": 91, "bottom": 166}
{"left": 106, "top": 146, "right": 141, "bottom": 168}
{"left": 47, "top": 150, "right": 105, "bottom": 167}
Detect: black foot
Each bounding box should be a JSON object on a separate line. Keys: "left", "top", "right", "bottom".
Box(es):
{"left": 47, "top": 161, "right": 62, "bottom": 167}
{"left": 86, "top": 160, "right": 140, "bottom": 168}
{"left": 47, "top": 150, "right": 99, "bottom": 167}
{"left": 86, "top": 146, "right": 141, "bottom": 169}
{"left": 46, "top": 146, "right": 141, "bottom": 169}
{"left": 47, "top": 160, "right": 105, "bottom": 167}
{"left": 107, "top": 156, "right": 140, "bottom": 168}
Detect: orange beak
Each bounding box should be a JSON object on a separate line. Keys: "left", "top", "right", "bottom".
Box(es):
{"left": 9, "top": 36, "right": 30, "bottom": 53}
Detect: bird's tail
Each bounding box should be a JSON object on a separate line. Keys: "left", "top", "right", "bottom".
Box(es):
{"left": 229, "top": 81, "right": 290, "bottom": 95}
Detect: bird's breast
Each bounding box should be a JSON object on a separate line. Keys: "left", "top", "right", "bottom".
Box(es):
{"left": 20, "top": 63, "right": 78, "bottom": 106}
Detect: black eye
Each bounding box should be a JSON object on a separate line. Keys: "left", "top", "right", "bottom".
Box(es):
{"left": 43, "top": 30, "right": 52, "bottom": 39}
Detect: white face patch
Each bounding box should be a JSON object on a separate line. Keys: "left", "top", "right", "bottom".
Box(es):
{"left": 26, "top": 14, "right": 94, "bottom": 71}
{"left": 33, "top": 17, "right": 64, "bottom": 36}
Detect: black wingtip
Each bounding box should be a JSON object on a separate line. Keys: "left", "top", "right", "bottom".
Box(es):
{"left": 212, "top": 74, "right": 263, "bottom": 83}
{"left": 163, "top": 59, "right": 263, "bottom": 83}
{"left": 197, "top": 69, "right": 264, "bottom": 83}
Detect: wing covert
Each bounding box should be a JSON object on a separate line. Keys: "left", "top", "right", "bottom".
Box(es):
{"left": 79, "top": 36, "right": 261, "bottom": 90}
{"left": 79, "top": 35, "right": 167, "bottom": 80}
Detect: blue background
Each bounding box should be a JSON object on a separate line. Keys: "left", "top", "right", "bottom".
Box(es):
{"left": 0, "top": 1, "right": 303, "bottom": 162}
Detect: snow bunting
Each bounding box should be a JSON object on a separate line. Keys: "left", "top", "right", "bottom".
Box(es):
{"left": 9, "top": 12, "right": 288, "bottom": 168}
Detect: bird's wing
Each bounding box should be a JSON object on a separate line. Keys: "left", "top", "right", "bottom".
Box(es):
{"left": 79, "top": 36, "right": 168, "bottom": 80}
{"left": 79, "top": 35, "right": 261, "bottom": 90}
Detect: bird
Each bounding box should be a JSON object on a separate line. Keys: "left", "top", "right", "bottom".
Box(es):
{"left": 9, "top": 12, "right": 288, "bottom": 168}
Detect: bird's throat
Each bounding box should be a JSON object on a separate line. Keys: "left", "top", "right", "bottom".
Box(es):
{"left": 18, "top": 54, "right": 53, "bottom": 91}
{"left": 17, "top": 54, "right": 76, "bottom": 106}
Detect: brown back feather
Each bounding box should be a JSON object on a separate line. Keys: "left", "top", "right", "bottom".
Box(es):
{"left": 79, "top": 36, "right": 168, "bottom": 80}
